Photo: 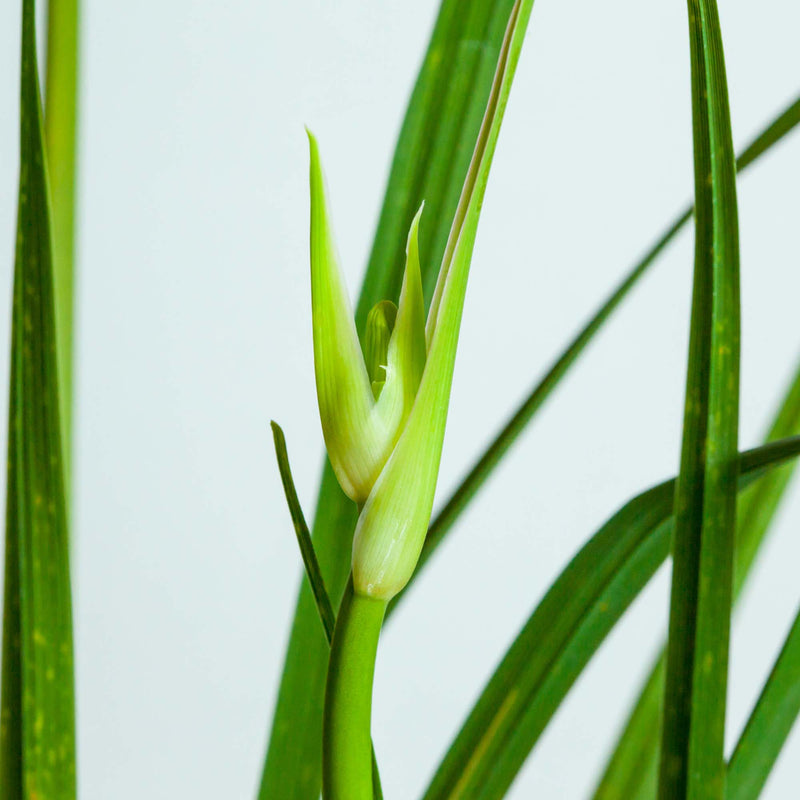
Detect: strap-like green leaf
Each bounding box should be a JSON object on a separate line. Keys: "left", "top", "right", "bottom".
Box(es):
{"left": 592, "top": 356, "right": 800, "bottom": 800}
{"left": 421, "top": 439, "right": 800, "bottom": 800}
{"left": 269, "top": 422, "right": 384, "bottom": 800}
{"left": 727, "top": 601, "right": 800, "bottom": 800}
{"left": 659, "top": 3, "right": 740, "bottom": 798}
{"left": 258, "top": 3, "right": 518, "bottom": 796}
{"left": 1, "top": 1, "right": 76, "bottom": 796}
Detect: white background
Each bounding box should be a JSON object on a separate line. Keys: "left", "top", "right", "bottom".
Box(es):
{"left": 1, "top": 1, "right": 799, "bottom": 797}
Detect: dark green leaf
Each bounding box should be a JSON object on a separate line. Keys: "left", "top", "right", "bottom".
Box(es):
{"left": 727, "top": 602, "right": 800, "bottom": 800}
{"left": 421, "top": 440, "right": 800, "bottom": 800}
{"left": 592, "top": 355, "right": 800, "bottom": 800}
{"left": 659, "top": 3, "right": 741, "bottom": 797}
{"left": 258, "top": 3, "right": 518, "bottom": 796}
{"left": 0, "top": 0, "right": 76, "bottom": 796}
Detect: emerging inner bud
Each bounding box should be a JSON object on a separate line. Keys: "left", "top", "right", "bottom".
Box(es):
{"left": 363, "top": 300, "right": 397, "bottom": 399}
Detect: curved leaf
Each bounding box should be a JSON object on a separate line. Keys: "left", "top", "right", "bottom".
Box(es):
{"left": 271, "top": 422, "right": 337, "bottom": 643}
{"left": 421, "top": 439, "right": 800, "bottom": 800}
{"left": 592, "top": 355, "right": 800, "bottom": 800}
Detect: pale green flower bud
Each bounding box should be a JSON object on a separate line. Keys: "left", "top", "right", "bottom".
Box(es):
{"left": 308, "top": 131, "right": 425, "bottom": 505}
{"left": 309, "top": 0, "right": 532, "bottom": 600}
{"left": 308, "top": 131, "right": 479, "bottom": 600}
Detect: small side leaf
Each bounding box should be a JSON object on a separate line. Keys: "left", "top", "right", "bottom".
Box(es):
{"left": 271, "top": 422, "right": 336, "bottom": 642}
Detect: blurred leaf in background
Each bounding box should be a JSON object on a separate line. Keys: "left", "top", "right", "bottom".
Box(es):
{"left": 0, "top": 0, "right": 76, "bottom": 797}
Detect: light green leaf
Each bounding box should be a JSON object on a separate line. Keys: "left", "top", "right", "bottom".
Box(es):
{"left": 44, "top": 0, "right": 79, "bottom": 485}
{"left": 309, "top": 134, "right": 428, "bottom": 508}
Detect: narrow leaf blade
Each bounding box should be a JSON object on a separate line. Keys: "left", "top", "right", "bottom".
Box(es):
{"left": 659, "top": 3, "right": 741, "bottom": 797}
{"left": 44, "top": 0, "right": 79, "bottom": 484}
{"left": 1, "top": 1, "right": 76, "bottom": 795}
{"left": 271, "top": 422, "right": 336, "bottom": 643}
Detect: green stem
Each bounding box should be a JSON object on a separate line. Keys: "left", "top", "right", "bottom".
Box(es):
{"left": 323, "top": 578, "right": 387, "bottom": 800}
